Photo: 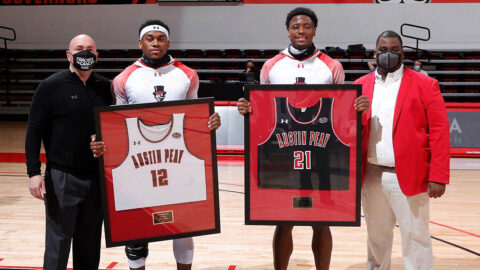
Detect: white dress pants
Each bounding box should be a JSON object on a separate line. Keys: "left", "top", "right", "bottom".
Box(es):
{"left": 361, "top": 163, "right": 433, "bottom": 270}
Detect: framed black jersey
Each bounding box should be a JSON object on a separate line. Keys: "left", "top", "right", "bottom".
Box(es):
{"left": 245, "top": 84, "right": 361, "bottom": 226}
{"left": 95, "top": 98, "right": 220, "bottom": 247}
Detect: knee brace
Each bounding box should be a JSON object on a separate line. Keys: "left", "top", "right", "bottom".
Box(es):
{"left": 125, "top": 243, "right": 149, "bottom": 261}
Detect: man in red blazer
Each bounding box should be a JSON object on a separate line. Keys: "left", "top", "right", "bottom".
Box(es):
{"left": 354, "top": 30, "right": 450, "bottom": 270}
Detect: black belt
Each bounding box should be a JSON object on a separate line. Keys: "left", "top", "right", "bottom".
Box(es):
{"left": 370, "top": 163, "right": 396, "bottom": 173}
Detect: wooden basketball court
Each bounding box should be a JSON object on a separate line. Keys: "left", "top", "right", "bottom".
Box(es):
{"left": 0, "top": 121, "right": 479, "bottom": 269}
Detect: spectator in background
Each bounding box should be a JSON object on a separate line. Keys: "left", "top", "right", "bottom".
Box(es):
{"left": 367, "top": 61, "right": 377, "bottom": 72}
{"left": 413, "top": 59, "right": 429, "bottom": 76}
{"left": 239, "top": 60, "right": 260, "bottom": 83}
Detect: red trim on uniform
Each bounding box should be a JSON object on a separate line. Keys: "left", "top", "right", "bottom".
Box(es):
{"left": 318, "top": 52, "right": 345, "bottom": 84}
{"left": 228, "top": 266, "right": 237, "bottom": 270}
{"left": 173, "top": 61, "right": 196, "bottom": 78}
{"left": 260, "top": 54, "right": 286, "bottom": 84}
{"left": 173, "top": 60, "right": 199, "bottom": 98}
{"left": 112, "top": 64, "right": 142, "bottom": 104}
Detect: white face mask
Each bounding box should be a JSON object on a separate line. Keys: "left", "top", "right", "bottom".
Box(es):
{"left": 413, "top": 65, "right": 421, "bottom": 71}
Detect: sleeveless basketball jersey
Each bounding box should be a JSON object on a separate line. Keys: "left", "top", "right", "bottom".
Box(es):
{"left": 257, "top": 97, "right": 350, "bottom": 190}
{"left": 112, "top": 113, "right": 206, "bottom": 211}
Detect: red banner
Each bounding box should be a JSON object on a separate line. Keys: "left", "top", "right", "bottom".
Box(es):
{"left": 243, "top": 0, "right": 480, "bottom": 3}
{"left": 0, "top": 0, "right": 158, "bottom": 5}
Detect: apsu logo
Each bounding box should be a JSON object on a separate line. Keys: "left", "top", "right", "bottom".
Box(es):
{"left": 153, "top": 85, "right": 167, "bottom": 102}
{"left": 375, "top": 0, "right": 430, "bottom": 3}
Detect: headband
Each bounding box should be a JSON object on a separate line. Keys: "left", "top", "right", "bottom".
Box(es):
{"left": 139, "top": 25, "right": 169, "bottom": 40}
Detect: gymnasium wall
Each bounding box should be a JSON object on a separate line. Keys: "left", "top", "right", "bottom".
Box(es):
{"left": 0, "top": 3, "right": 479, "bottom": 50}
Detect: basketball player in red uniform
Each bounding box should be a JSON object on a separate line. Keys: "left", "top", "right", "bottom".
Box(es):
{"left": 238, "top": 7, "right": 369, "bottom": 270}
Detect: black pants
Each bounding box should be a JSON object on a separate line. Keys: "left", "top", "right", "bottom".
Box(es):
{"left": 43, "top": 168, "right": 103, "bottom": 270}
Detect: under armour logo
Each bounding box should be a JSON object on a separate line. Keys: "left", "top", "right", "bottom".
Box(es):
{"left": 133, "top": 141, "right": 141, "bottom": 146}
{"left": 153, "top": 26, "right": 160, "bottom": 30}
{"left": 70, "top": 95, "right": 78, "bottom": 100}
{"left": 298, "top": 64, "right": 304, "bottom": 68}
{"left": 281, "top": 119, "right": 289, "bottom": 124}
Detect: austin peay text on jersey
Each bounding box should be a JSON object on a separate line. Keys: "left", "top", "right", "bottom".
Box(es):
{"left": 130, "top": 148, "right": 184, "bottom": 169}
{"left": 275, "top": 131, "right": 331, "bottom": 149}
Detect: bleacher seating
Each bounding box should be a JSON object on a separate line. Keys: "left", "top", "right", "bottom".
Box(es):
{"left": 1, "top": 47, "right": 480, "bottom": 115}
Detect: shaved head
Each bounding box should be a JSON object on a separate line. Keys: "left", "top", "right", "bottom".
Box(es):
{"left": 69, "top": 34, "right": 96, "bottom": 52}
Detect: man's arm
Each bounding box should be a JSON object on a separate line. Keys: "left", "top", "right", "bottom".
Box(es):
{"left": 425, "top": 79, "right": 450, "bottom": 198}
{"left": 25, "top": 82, "right": 50, "bottom": 200}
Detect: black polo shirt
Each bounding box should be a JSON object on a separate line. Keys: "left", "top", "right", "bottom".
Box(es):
{"left": 25, "top": 69, "right": 113, "bottom": 178}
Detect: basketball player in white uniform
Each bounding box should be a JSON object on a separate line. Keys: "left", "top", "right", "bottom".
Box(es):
{"left": 237, "top": 7, "right": 369, "bottom": 270}
{"left": 91, "top": 19, "right": 220, "bottom": 270}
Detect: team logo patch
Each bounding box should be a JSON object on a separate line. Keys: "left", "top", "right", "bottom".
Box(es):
{"left": 153, "top": 85, "right": 167, "bottom": 102}
{"left": 152, "top": 211, "right": 174, "bottom": 225}
{"left": 319, "top": 117, "right": 328, "bottom": 124}
{"left": 172, "top": 132, "right": 182, "bottom": 139}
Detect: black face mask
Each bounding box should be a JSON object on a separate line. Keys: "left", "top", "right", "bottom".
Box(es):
{"left": 141, "top": 53, "right": 170, "bottom": 69}
{"left": 376, "top": 51, "right": 402, "bottom": 73}
{"left": 288, "top": 44, "right": 316, "bottom": 60}
{"left": 71, "top": 50, "right": 96, "bottom": 71}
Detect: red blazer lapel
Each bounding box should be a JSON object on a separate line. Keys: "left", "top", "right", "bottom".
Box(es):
{"left": 393, "top": 67, "right": 412, "bottom": 133}
{"left": 363, "top": 72, "right": 375, "bottom": 121}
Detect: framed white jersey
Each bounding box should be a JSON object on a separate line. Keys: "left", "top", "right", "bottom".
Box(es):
{"left": 95, "top": 98, "right": 219, "bottom": 247}
{"left": 112, "top": 113, "right": 207, "bottom": 211}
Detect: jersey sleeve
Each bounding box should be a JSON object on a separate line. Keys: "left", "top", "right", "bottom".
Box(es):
{"left": 260, "top": 66, "right": 270, "bottom": 84}
{"left": 318, "top": 53, "right": 345, "bottom": 84}
{"left": 112, "top": 64, "right": 139, "bottom": 105}
{"left": 260, "top": 54, "right": 285, "bottom": 85}
{"left": 330, "top": 60, "right": 345, "bottom": 84}
{"left": 186, "top": 70, "right": 199, "bottom": 100}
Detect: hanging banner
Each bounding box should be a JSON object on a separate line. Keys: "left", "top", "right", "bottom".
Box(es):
{"left": 243, "top": 0, "right": 480, "bottom": 4}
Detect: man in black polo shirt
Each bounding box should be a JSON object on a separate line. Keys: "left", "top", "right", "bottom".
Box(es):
{"left": 25, "top": 34, "right": 112, "bottom": 270}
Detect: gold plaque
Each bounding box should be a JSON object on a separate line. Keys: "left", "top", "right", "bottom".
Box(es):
{"left": 152, "top": 210, "right": 174, "bottom": 225}
{"left": 293, "top": 197, "right": 313, "bottom": 209}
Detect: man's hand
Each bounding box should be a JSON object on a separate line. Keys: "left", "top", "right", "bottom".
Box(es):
{"left": 354, "top": 95, "right": 370, "bottom": 113}
{"left": 208, "top": 112, "right": 221, "bottom": 130}
{"left": 90, "top": 134, "right": 106, "bottom": 158}
{"left": 237, "top": 98, "right": 252, "bottom": 115}
{"left": 427, "top": 182, "right": 446, "bottom": 198}
{"left": 29, "top": 174, "right": 46, "bottom": 200}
